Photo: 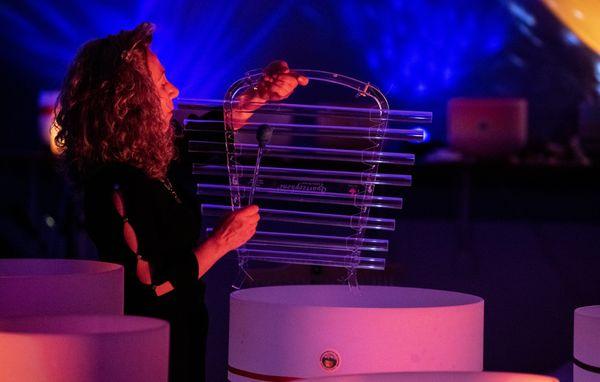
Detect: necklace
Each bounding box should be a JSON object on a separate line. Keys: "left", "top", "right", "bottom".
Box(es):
{"left": 160, "top": 178, "right": 182, "bottom": 204}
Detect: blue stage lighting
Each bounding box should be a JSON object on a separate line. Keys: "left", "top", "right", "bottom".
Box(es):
{"left": 339, "top": 1, "right": 509, "bottom": 98}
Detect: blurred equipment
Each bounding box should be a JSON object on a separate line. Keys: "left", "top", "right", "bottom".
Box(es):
{"left": 579, "top": 96, "right": 600, "bottom": 155}
{"left": 448, "top": 98, "right": 528, "bottom": 158}
{"left": 542, "top": 0, "right": 600, "bottom": 55}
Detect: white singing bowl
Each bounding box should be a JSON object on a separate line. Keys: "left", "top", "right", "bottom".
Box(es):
{"left": 574, "top": 305, "right": 600, "bottom": 382}
{"left": 229, "top": 285, "right": 484, "bottom": 381}
{"left": 0, "top": 315, "right": 169, "bottom": 382}
{"left": 0, "top": 259, "right": 124, "bottom": 317}
{"left": 303, "top": 371, "right": 558, "bottom": 382}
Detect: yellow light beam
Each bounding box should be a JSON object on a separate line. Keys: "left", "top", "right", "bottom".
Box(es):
{"left": 542, "top": 0, "right": 600, "bottom": 55}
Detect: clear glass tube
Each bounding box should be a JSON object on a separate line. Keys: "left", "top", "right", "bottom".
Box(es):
{"left": 189, "top": 140, "right": 415, "bottom": 165}
{"left": 197, "top": 184, "right": 404, "bottom": 209}
{"left": 177, "top": 98, "right": 432, "bottom": 124}
{"left": 200, "top": 204, "right": 396, "bottom": 231}
{"left": 206, "top": 229, "right": 388, "bottom": 252}
{"left": 184, "top": 119, "right": 425, "bottom": 142}
{"left": 239, "top": 248, "right": 386, "bottom": 270}
{"left": 193, "top": 165, "right": 411, "bottom": 187}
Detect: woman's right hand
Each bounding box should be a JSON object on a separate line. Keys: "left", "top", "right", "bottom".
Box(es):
{"left": 209, "top": 205, "right": 260, "bottom": 253}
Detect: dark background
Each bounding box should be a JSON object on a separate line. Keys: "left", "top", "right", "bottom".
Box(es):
{"left": 1, "top": 1, "right": 599, "bottom": 381}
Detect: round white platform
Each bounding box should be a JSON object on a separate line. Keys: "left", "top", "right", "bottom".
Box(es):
{"left": 0, "top": 315, "right": 169, "bottom": 382}
{"left": 574, "top": 305, "right": 600, "bottom": 382}
{"left": 304, "top": 371, "right": 558, "bottom": 382}
{"left": 0, "top": 259, "right": 124, "bottom": 317}
{"left": 228, "top": 285, "right": 484, "bottom": 381}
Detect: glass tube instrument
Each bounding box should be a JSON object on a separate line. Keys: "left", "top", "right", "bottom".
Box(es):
{"left": 176, "top": 69, "right": 431, "bottom": 284}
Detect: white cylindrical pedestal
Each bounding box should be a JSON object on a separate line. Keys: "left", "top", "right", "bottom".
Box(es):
{"left": 0, "top": 259, "right": 124, "bottom": 317}
{"left": 574, "top": 305, "right": 600, "bottom": 382}
{"left": 304, "top": 371, "right": 558, "bottom": 382}
{"left": 229, "top": 285, "right": 484, "bottom": 381}
{"left": 0, "top": 315, "right": 169, "bottom": 382}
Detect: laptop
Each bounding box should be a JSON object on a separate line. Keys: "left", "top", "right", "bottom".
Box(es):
{"left": 448, "top": 98, "right": 528, "bottom": 158}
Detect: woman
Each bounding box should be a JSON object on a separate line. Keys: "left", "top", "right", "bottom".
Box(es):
{"left": 55, "top": 22, "right": 307, "bottom": 381}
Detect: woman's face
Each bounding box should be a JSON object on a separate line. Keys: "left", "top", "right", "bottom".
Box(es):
{"left": 146, "top": 49, "right": 179, "bottom": 129}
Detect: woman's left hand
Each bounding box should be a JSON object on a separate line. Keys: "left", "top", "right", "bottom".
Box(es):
{"left": 254, "top": 60, "right": 309, "bottom": 102}
{"left": 232, "top": 60, "right": 308, "bottom": 129}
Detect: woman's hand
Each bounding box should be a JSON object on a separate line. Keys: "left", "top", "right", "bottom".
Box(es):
{"left": 232, "top": 60, "right": 309, "bottom": 130}
{"left": 209, "top": 205, "right": 260, "bottom": 253}
{"left": 195, "top": 205, "right": 260, "bottom": 278}
{"left": 254, "top": 60, "right": 309, "bottom": 102}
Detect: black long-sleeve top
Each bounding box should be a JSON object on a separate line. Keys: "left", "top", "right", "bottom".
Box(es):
{"left": 84, "top": 162, "right": 204, "bottom": 297}
{"left": 82, "top": 109, "right": 225, "bottom": 381}
{"left": 83, "top": 160, "right": 208, "bottom": 381}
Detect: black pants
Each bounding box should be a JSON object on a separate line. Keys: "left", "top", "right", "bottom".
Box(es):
{"left": 127, "top": 284, "right": 209, "bottom": 382}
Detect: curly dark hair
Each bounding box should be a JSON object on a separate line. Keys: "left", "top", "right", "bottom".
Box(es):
{"left": 55, "top": 22, "right": 175, "bottom": 182}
